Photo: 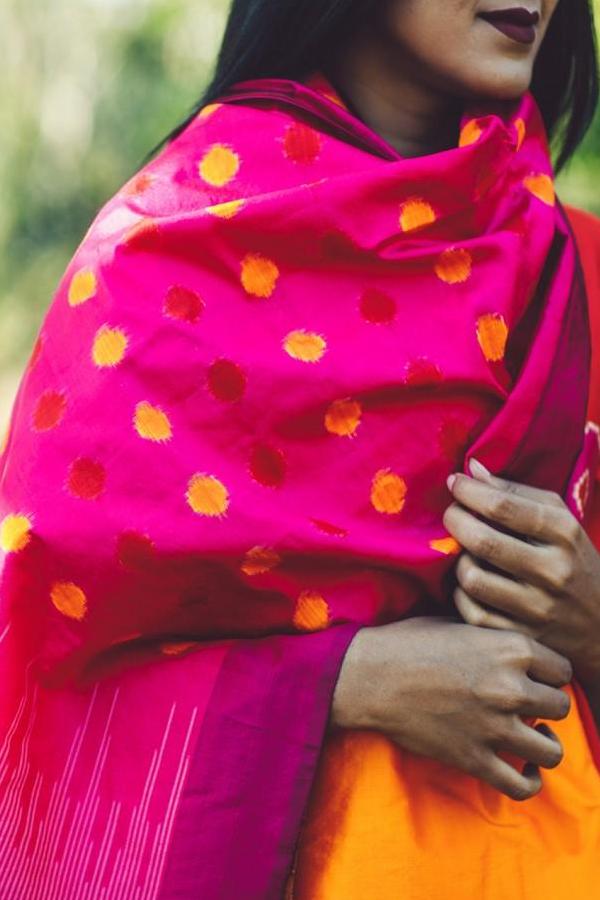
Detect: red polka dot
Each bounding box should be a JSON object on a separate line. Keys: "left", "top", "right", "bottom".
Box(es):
{"left": 250, "top": 444, "right": 286, "bottom": 488}
{"left": 283, "top": 123, "right": 322, "bottom": 164}
{"left": 32, "top": 390, "right": 67, "bottom": 432}
{"left": 208, "top": 359, "right": 247, "bottom": 402}
{"left": 117, "top": 531, "right": 155, "bottom": 569}
{"left": 359, "top": 289, "right": 396, "bottom": 324}
{"left": 439, "top": 418, "right": 472, "bottom": 461}
{"left": 405, "top": 359, "right": 443, "bottom": 386}
{"left": 67, "top": 458, "right": 106, "bottom": 500}
{"left": 29, "top": 336, "right": 43, "bottom": 370}
{"left": 164, "top": 285, "right": 204, "bottom": 323}
{"left": 309, "top": 518, "right": 349, "bottom": 538}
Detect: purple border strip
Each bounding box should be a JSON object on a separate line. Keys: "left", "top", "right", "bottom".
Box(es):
{"left": 158, "top": 623, "right": 361, "bottom": 900}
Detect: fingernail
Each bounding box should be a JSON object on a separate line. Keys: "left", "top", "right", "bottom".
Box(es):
{"left": 447, "top": 474, "right": 457, "bottom": 491}
{"left": 469, "top": 458, "right": 492, "bottom": 480}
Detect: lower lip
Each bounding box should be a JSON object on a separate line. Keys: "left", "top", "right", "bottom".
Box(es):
{"left": 479, "top": 17, "right": 537, "bottom": 45}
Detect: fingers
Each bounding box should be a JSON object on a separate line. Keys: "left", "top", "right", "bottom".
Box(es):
{"left": 498, "top": 721, "right": 564, "bottom": 770}
{"left": 454, "top": 586, "right": 534, "bottom": 635}
{"left": 464, "top": 459, "right": 565, "bottom": 509}
{"left": 444, "top": 504, "right": 549, "bottom": 587}
{"left": 455, "top": 554, "right": 553, "bottom": 626}
{"left": 526, "top": 639, "right": 573, "bottom": 687}
{"left": 518, "top": 681, "right": 572, "bottom": 721}
{"left": 477, "top": 753, "right": 543, "bottom": 802}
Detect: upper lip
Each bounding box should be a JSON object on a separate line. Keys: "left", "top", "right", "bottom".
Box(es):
{"left": 479, "top": 7, "right": 540, "bottom": 25}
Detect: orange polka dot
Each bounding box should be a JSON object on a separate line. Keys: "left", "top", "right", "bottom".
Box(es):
{"left": 371, "top": 469, "right": 407, "bottom": 515}
{"left": 293, "top": 590, "right": 331, "bottom": 631}
{"left": 0, "top": 424, "right": 10, "bottom": 456}
{"left": 117, "top": 531, "right": 155, "bottom": 569}
{"left": 68, "top": 268, "right": 97, "bottom": 307}
{"left": 283, "top": 330, "right": 327, "bottom": 363}
{"left": 187, "top": 473, "right": 230, "bottom": 517}
{"left": 250, "top": 444, "right": 286, "bottom": 487}
{"left": 123, "top": 172, "right": 154, "bottom": 197}
{"left": 430, "top": 536, "right": 461, "bottom": 555}
{"left": 123, "top": 218, "right": 159, "bottom": 246}
{"left": 32, "top": 390, "right": 67, "bottom": 432}
{"left": 514, "top": 118, "right": 526, "bottom": 151}
{"left": 207, "top": 359, "right": 247, "bottom": 402}
{"left": 241, "top": 545, "right": 281, "bottom": 576}
{"left": 325, "top": 398, "right": 362, "bottom": 438}
{"left": 399, "top": 198, "right": 437, "bottom": 233}
{"left": 92, "top": 325, "right": 128, "bottom": 368}
{"left": 241, "top": 253, "right": 280, "bottom": 298}
{"left": 523, "top": 173, "right": 555, "bottom": 206}
{"left": 477, "top": 313, "right": 509, "bottom": 362}
{"left": 161, "top": 641, "right": 198, "bottom": 656}
{"left": 573, "top": 469, "right": 591, "bottom": 518}
{"left": 359, "top": 288, "right": 396, "bottom": 324}
{"left": 206, "top": 199, "right": 245, "bottom": 219}
{"left": 0, "top": 514, "right": 33, "bottom": 553}
{"left": 199, "top": 144, "right": 240, "bottom": 187}
{"left": 283, "top": 123, "right": 322, "bottom": 164}
{"left": 309, "top": 518, "right": 348, "bottom": 538}
{"left": 405, "top": 359, "right": 444, "bottom": 386}
{"left": 435, "top": 247, "right": 473, "bottom": 284}
{"left": 459, "top": 120, "right": 483, "bottom": 147}
{"left": 164, "top": 285, "right": 205, "bottom": 323}
{"left": 198, "top": 103, "right": 221, "bottom": 120}
{"left": 134, "top": 402, "right": 172, "bottom": 443}
{"left": 67, "top": 458, "right": 106, "bottom": 500}
{"left": 51, "top": 581, "right": 87, "bottom": 621}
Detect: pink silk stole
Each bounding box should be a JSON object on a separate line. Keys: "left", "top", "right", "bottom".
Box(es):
{"left": 0, "top": 74, "right": 596, "bottom": 898}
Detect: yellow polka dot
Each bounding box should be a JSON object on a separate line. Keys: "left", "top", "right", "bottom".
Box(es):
{"left": 68, "top": 268, "right": 97, "bottom": 307}
{"left": 435, "top": 247, "right": 473, "bottom": 285}
{"left": 198, "top": 103, "right": 221, "bottom": 120}
{"left": 51, "top": 581, "right": 87, "bottom": 621}
{"left": 161, "top": 641, "right": 198, "bottom": 656}
{"left": 283, "top": 330, "right": 327, "bottom": 363}
{"left": 477, "top": 313, "right": 509, "bottom": 362}
{"left": 92, "top": 325, "right": 128, "bottom": 368}
{"left": 0, "top": 424, "right": 9, "bottom": 456}
{"left": 371, "top": 469, "right": 407, "bottom": 515}
{"left": 515, "top": 118, "right": 526, "bottom": 151}
{"left": 0, "top": 514, "right": 32, "bottom": 553}
{"left": 430, "top": 536, "right": 461, "bottom": 555}
{"left": 187, "top": 473, "right": 229, "bottom": 517}
{"left": 241, "top": 545, "right": 281, "bottom": 576}
{"left": 134, "top": 402, "right": 172, "bottom": 442}
{"left": 523, "top": 173, "right": 555, "bottom": 206}
{"left": 206, "top": 199, "right": 245, "bottom": 219}
{"left": 241, "top": 253, "right": 279, "bottom": 298}
{"left": 199, "top": 144, "right": 240, "bottom": 187}
{"left": 459, "top": 120, "right": 483, "bottom": 148}
{"left": 325, "top": 398, "right": 362, "bottom": 437}
{"left": 293, "top": 590, "right": 331, "bottom": 631}
{"left": 399, "top": 199, "right": 437, "bottom": 233}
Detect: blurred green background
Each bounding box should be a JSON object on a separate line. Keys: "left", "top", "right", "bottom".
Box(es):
{"left": 1, "top": 0, "right": 600, "bottom": 425}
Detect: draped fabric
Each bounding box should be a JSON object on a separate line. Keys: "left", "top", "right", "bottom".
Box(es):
{"left": 0, "top": 73, "right": 597, "bottom": 898}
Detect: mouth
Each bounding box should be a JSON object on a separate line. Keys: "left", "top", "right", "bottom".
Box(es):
{"left": 478, "top": 7, "right": 540, "bottom": 45}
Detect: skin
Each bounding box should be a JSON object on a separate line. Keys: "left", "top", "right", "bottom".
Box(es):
{"left": 329, "top": 0, "right": 598, "bottom": 802}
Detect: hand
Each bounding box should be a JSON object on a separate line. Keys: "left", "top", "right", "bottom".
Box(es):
{"left": 331, "top": 617, "right": 572, "bottom": 801}
{"left": 444, "top": 459, "right": 600, "bottom": 685}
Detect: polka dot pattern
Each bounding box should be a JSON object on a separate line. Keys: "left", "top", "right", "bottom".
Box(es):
{"left": 241, "top": 545, "right": 281, "bottom": 576}
{"left": 459, "top": 120, "right": 482, "bottom": 147}
{"left": 117, "top": 531, "right": 154, "bottom": 569}
{"left": 208, "top": 359, "right": 247, "bottom": 402}
{"left": 32, "top": 391, "right": 67, "bottom": 433}
{"left": 293, "top": 590, "right": 331, "bottom": 631}
{"left": 435, "top": 248, "right": 472, "bottom": 284}
{"left": 134, "top": 402, "right": 173, "bottom": 443}
{"left": 325, "top": 398, "right": 362, "bottom": 437}
{"left": 51, "top": 581, "right": 87, "bottom": 621}
{"left": 0, "top": 514, "right": 32, "bottom": 553}
{"left": 206, "top": 200, "right": 245, "bottom": 219}
{"left": 430, "top": 536, "right": 461, "bottom": 555}
{"left": 283, "top": 123, "right": 322, "bottom": 165}
{"left": 67, "top": 458, "right": 106, "bottom": 500}
{"left": 523, "top": 173, "right": 555, "bottom": 206}
{"left": 68, "top": 268, "right": 97, "bottom": 307}
{"left": 477, "top": 313, "right": 509, "bottom": 362}
{"left": 187, "top": 473, "right": 229, "bottom": 517}
{"left": 199, "top": 144, "right": 240, "bottom": 187}
{"left": 92, "top": 326, "right": 128, "bottom": 368}
{"left": 399, "top": 199, "right": 436, "bottom": 233}
{"left": 359, "top": 289, "right": 396, "bottom": 324}
{"left": 249, "top": 444, "right": 286, "bottom": 488}
{"left": 405, "top": 359, "right": 443, "bottom": 387}
{"left": 371, "top": 470, "right": 407, "bottom": 515}
{"left": 164, "top": 286, "right": 204, "bottom": 323}
{"left": 514, "top": 118, "right": 526, "bottom": 151}
{"left": 241, "top": 254, "right": 280, "bottom": 298}
{"left": 283, "top": 330, "right": 327, "bottom": 363}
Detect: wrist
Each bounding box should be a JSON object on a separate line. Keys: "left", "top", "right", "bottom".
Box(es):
{"left": 330, "top": 627, "right": 376, "bottom": 731}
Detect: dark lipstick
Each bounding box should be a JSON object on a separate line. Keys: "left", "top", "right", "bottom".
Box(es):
{"left": 478, "top": 7, "right": 540, "bottom": 45}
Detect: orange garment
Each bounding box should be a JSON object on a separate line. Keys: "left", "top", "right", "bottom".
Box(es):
{"left": 292, "top": 207, "right": 600, "bottom": 900}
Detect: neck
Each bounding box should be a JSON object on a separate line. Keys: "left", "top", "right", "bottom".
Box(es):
{"left": 327, "top": 31, "right": 462, "bottom": 158}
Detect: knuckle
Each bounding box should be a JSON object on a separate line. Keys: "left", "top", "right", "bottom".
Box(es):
{"left": 475, "top": 534, "right": 496, "bottom": 559}
{"left": 545, "top": 559, "right": 573, "bottom": 593}
{"left": 489, "top": 494, "right": 515, "bottom": 522}
{"left": 507, "top": 632, "right": 535, "bottom": 664}
{"left": 549, "top": 491, "right": 565, "bottom": 508}
{"left": 558, "top": 511, "right": 580, "bottom": 546}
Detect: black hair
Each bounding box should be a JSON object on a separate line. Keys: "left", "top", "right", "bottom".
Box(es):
{"left": 145, "top": 0, "right": 598, "bottom": 172}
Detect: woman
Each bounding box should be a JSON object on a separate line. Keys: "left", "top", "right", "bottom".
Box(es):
{"left": 0, "top": 0, "right": 599, "bottom": 897}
